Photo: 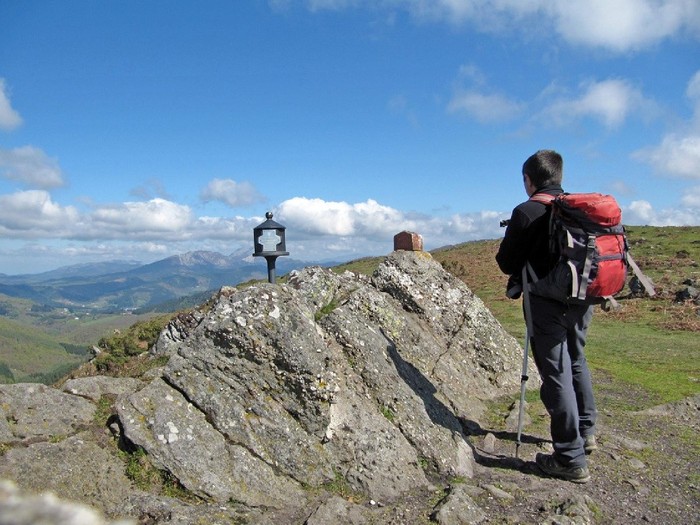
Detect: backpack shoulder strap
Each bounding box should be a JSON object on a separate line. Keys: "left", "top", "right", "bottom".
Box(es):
{"left": 529, "top": 193, "right": 556, "bottom": 205}
{"left": 626, "top": 253, "right": 657, "bottom": 297}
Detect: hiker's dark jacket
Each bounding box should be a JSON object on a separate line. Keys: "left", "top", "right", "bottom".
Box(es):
{"left": 496, "top": 184, "right": 563, "bottom": 281}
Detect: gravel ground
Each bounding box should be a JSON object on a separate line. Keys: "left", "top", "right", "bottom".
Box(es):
{"left": 372, "top": 378, "right": 699, "bottom": 524}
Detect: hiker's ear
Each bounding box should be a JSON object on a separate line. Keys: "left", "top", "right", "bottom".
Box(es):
{"left": 523, "top": 174, "right": 536, "bottom": 197}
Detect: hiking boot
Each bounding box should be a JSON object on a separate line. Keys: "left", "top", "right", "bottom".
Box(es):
{"left": 536, "top": 453, "right": 590, "bottom": 483}
{"left": 584, "top": 435, "right": 598, "bottom": 454}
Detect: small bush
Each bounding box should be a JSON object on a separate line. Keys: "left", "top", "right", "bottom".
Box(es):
{"left": 121, "top": 447, "right": 198, "bottom": 501}
{"left": 380, "top": 405, "right": 396, "bottom": 423}
{"left": 96, "top": 315, "right": 173, "bottom": 360}
{"left": 124, "top": 448, "right": 163, "bottom": 490}
{"left": 315, "top": 299, "right": 340, "bottom": 321}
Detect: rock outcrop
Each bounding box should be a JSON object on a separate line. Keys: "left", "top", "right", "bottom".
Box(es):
{"left": 0, "top": 251, "right": 532, "bottom": 524}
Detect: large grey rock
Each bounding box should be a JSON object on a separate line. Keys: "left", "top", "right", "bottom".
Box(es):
{"left": 304, "top": 495, "right": 371, "bottom": 524}
{"left": 117, "top": 492, "right": 296, "bottom": 525}
{"left": 0, "top": 433, "right": 134, "bottom": 516}
{"left": 143, "top": 279, "right": 430, "bottom": 503}
{"left": 121, "top": 252, "right": 528, "bottom": 504}
{"left": 117, "top": 377, "right": 307, "bottom": 508}
{"left": 0, "top": 408, "right": 12, "bottom": 442}
{"left": 0, "top": 384, "right": 96, "bottom": 441}
{"left": 432, "top": 483, "right": 486, "bottom": 524}
{"left": 0, "top": 250, "right": 534, "bottom": 523}
{"left": 62, "top": 376, "right": 145, "bottom": 402}
{"left": 372, "top": 252, "right": 526, "bottom": 395}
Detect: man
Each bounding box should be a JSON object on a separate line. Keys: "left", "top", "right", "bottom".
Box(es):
{"left": 496, "top": 149, "right": 597, "bottom": 483}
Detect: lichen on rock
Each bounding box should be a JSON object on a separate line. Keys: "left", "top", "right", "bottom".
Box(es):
{"left": 0, "top": 250, "right": 536, "bottom": 523}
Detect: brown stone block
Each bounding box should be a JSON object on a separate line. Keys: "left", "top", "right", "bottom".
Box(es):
{"left": 393, "top": 231, "right": 423, "bottom": 251}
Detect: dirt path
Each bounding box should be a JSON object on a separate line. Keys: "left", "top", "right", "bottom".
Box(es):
{"left": 455, "top": 376, "right": 700, "bottom": 524}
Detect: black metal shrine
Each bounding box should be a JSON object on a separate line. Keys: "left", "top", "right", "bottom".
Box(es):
{"left": 252, "top": 212, "right": 289, "bottom": 284}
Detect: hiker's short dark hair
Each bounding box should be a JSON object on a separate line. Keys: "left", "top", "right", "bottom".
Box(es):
{"left": 522, "top": 150, "right": 563, "bottom": 188}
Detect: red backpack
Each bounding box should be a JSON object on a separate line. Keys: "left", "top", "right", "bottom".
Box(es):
{"left": 527, "top": 192, "right": 654, "bottom": 305}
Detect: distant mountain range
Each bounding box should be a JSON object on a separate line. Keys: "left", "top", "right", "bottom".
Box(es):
{"left": 0, "top": 250, "right": 328, "bottom": 312}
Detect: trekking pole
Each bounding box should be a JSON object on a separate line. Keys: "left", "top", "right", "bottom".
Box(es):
{"left": 515, "top": 264, "right": 535, "bottom": 459}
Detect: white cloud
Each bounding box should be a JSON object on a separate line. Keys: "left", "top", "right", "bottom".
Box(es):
{"left": 33, "top": 241, "right": 170, "bottom": 262}
{"left": 192, "top": 215, "right": 259, "bottom": 241}
{"left": 541, "top": 79, "right": 650, "bottom": 129}
{"left": 681, "top": 185, "right": 700, "bottom": 207}
{"left": 401, "top": 0, "right": 483, "bottom": 24}
{"left": 632, "top": 71, "right": 700, "bottom": 179}
{"left": 0, "top": 190, "right": 79, "bottom": 236}
{"left": 129, "top": 178, "right": 172, "bottom": 200}
{"left": 634, "top": 134, "right": 700, "bottom": 179}
{"left": 0, "top": 146, "right": 65, "bottom": 189}
{"left": 276, "top": 196, "right": 504, "bottom": 249}
{"left": 449, "top": 70, "right": 652, "bottom": 129}
{"left": 608, "top": 180, "right": 637, "bottom": 198}
{"left": 200, "top": 178, "right": 266, "bottom": 208}
{"left": 0, "top": 193, "right": 505, "bottom": 255}
{"left": 624, "top": 200, "right": 655, "bottom": 224}
{"left": 0, "top": 240, "right": 174, "bottom": 275}
{"left": 447, "top": 64, "right": 523, "bottom": 123}
{"left": 431, "top": 0, "right": 700, "bottom": 51}
{"left": 0, "top": 192, "right": 261, "bottom": 246}
{"left": 549, "top": 0, "right": 700, "bottom": 52}
{"left": 1, "top": 190, "right": 695, "bottom": 274}
{"left": 623, "top": 199, "right": 699, "bottom": 226}
{"left": 687, "top": 70, "right": 700, "bottom": 102}
{"left": 448, "top": 210, "right": 502, "bottom": 236}
{"left": 448, "top": 90, "right": 523, "bottom": 123}
{"left": 89, "top": 198, "right": 194, "bottom": 238}
{"left": 0, "top": 79, "right": 22, "bottom": 131}
{"left": 269, "top": 196, "right": 507, "bottom": 263}
{"left": 278, "top": 197, "right": 393, "bottom": 236}
{"left": 299, "top": 0, "right": 700, "bottom": 52}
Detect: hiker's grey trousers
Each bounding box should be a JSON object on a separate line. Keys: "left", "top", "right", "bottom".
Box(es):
{"left": 528, "top": 295, "right": 597, "bottom": 468}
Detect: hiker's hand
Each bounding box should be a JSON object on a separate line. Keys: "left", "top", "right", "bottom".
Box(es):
{"left": 506, "top": 275, "right": 522, "bottom": 299}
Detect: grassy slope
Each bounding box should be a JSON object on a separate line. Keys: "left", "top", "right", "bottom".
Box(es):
{"left": 0, "top": 316, "right": 84, "bottom": 382}
{"left": 0, "top": 292, "right": 161, "bottom": 381}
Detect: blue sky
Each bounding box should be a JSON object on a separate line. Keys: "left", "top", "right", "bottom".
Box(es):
{"left": 1, "top": 1, "right": 699, "bottom": 275}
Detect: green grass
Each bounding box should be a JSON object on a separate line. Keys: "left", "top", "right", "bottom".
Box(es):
{"left": 331, "top": 256, "right": 386, "bottom": 277}
{"left": 0, "top": 316, "right": 85, "bottom": 382}
{"left": 587, "top": 318, "right": 699, "bottom": 404}
{"left": 320, "top": 468, "right": 364, "bottom": 502}
{"left": 121, "top": 447, "right": 195, "bottom": 500}
{"left": 79, "top": 315, "right": 174, "bottom": 376}
{"left": 380, "top": 405, "right": 396, "bottom": 422}
{"left": 314, "top": 299, "right": 341, "bottom": 321}
{"left": 93, "top": 395, "right": 116, "bottom": 425}
{"left": 0, "top": 290, "right": 168, "bottom": 383}
{"left": 50, "top": 313, "right": 162, "bottom": 345}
